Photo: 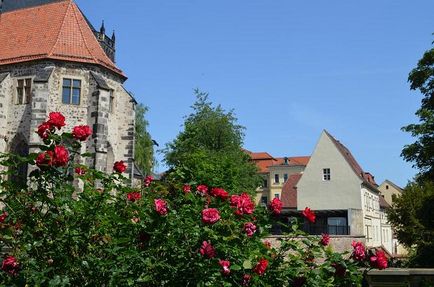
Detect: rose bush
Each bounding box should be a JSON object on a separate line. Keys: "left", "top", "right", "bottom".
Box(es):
{"left": 0, "top": 113, "right": 386, "bottom": 286}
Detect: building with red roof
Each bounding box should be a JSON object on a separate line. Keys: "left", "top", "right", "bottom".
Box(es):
{"left": 0, "top": 0, "right": 136, "bottom": 179}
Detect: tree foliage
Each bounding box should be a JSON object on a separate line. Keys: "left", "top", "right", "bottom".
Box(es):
{"left": 401, "top": 45, "right": 434, "bottom": 181}
{"left": 164, "top": 90, "right": 260, "bottom": 195}
{"left": 135, "top": 103, "right": 154, "bottom": 175}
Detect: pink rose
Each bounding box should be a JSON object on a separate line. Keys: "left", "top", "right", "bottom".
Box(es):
{"left": 244, "top": 222, "right": 257, "bottom": 237}
{"left": 351, "top": 241, "right": 366, "bottom": 261}
{"left": 302, "top": 207, "right": 316, "bottom": 223}
{"left": 1, "top": 256, "right": 19, "bottom": 276}
{"left": 210, "top": 187, "right": 229, "bottom": 200}
{"left": 199, "top": 241, "right": 216, "bottom": 258}
{"left": 183, "top": 185, "right": 191, "bottom": 193}
{"left": 154, "top": 199, "right": 168, "bottom": 216}
{"left": 144, "top": 175, "right": 153, "bottom": 187}
{"left": 196, "top": 184, "right": 208, "bottom": 195}
{"left": 113, "top": 161, "right": 127, "bottom": 173}
{"left": 53, "top": 145, "right": 69, "bottom": 167}
{"left": 321, "top": 233, "right": 330, "bottom": 246}
{"left": 72, "top": 125, "right": 92, "bottom": 141}
{"left": 253, "top": 258, "right": 268, "bottom": 275}
{"left": 127, "top": 192, "right": 142, "bottom": 202}
{"left": 201, "top": 208, "right": 221, "bottom": 224}
{"left": 230, "top": 193, "right": 255, "bottom": 216}
{"left": 268, "top": 198, "right": 283, "bottom": 215}
{"left": 0, "top": 211, "right": 8, "bottom": 223}
{"left": 219, "top": 259, "right": 230, "bottom": 275}
{"left": 37, "top": 121, "right": 52, "bottom": 139}
{"left": 370, "top": 250, "right": 388, "bottom": 270}
{"left": 47, "top": 112, "right": 66, "bottom": 129}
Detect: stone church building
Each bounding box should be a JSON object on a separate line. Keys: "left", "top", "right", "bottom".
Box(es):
{"left": 0, "top": 0, "right": 136, "bottom": 179}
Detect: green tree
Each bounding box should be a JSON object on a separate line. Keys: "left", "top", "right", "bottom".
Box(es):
{"left": 135, "top": 103, "right": 154, "bottom": 175}
{"left": 164, "top": 89, "right": 260, "bottom": 195}
{"left": 401, "top": 44, "right": 434, "bottom": 181}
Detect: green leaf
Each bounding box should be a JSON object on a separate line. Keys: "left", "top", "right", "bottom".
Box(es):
{"left": 242, "top": 260, "right": 252, "bottom": 269}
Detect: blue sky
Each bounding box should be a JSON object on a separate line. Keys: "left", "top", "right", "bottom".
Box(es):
{"left": 77, "top": 0, "right": 434, "bottom": 187}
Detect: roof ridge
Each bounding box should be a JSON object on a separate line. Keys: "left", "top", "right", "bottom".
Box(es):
{"left": 48, "top": 0, "right": 72, "bottom": 57}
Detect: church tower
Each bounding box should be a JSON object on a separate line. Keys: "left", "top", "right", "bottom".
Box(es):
{"left": 0, "top": 0, "right": 136, "bottom": 180}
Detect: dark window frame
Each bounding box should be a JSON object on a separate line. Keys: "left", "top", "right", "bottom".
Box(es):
{"left": 62, "top": 78, "right": 82, "bottom": 105}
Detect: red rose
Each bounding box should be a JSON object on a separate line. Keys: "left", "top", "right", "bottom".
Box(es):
{"left": 218, "top": 259, "right": 230, "bottom": 275}
{"left": 1, "top": 256, "right": 19, "bottom": 276}
{"left": 321, "top": 233, "right": 330, "bottom": 246}
{"left": 196, "top": 184, "right": 208, "bottom": 195}
{"left": 37, "top": 121, "right": 52, "bottom": 139}
{"left": 183, "top": 184, "right": 191, "bottom": 193}
{"left": 230, "top": 193, "right": 255, "bottom": 216}
{"left": 72, "top": 125, "right": 92, "bottom": 141}
{"left": 242, "top": 274, "right": 252, "bottom": 286}
{"left": 154, "top": 199, "right": 168, "bottom": 216}
{"left": 253, "top": 258, "right": 268, "bottom": 275}
{"left": 36, "top": 151, "right": 54, "bottom": 168}
{"left": 47, "top": 112, "right": 66, "bottom": 129}
{"left": 202, "top": 208, "right": 221, "bottom": 224}
{"left": 302, "top": 207, "right": 316, "bottom": 223}
{"left": 210, "top": 187, "right": 229, "bottom": 200}
{"left": 127, "top": 192, "right": 142, "bottom": 202}
{"left": 75, "top": 167, "right": 86, "bottom": 175}
{"left": 370, "top": 250, "right": 388, "bottom": 270}
{"left": 113, "top": 161, "right": 127, "bottom": 173}
{"left": 0, "top": 211, "right": 8, "bottom": 223}
{"left": 53, "top": 145, "right": 69, "bottom": 167}
{"left": 351, "top": 241, "right": 366, "bottom": 261}
{"left": 244, "top": 222, "right": 257, "bottom": 237}
{"left": 199, "top": 241, "right": 216, "bottom": 258}
{"left": 144, "top": 175, "right": 153, "bottom": 187}
{"left": 268, "top": 198, "right": 283, "bottom": 215}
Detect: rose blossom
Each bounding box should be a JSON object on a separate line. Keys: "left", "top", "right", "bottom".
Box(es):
{"left": 210, "top": 187, "right": 229, "bottom": 200}
{"left": 36, "top": 151, "right": 54, "bottom": 168}
{"left": 196, "top": 184, "right": 208, "bottom": 195}
{"left": 253, "top": 258, "right": 268, "bottom": 275}
{"left": 53, "top": 145, "right": 69, "bottom": 167}
{"left": 230, "top": 193, "right": 255, "bottom": 216}
{"left": 183, "top": 184, "right": 191, "bottom": 193}
{"left": 201, "top": 208, "right": 221, "bottom": 224}
{"left": 144, "top": 175, "right": 153, "bottom": 187}
{"left": 268, "top": 197, "right": 283, "bottom": 215}
{"left": 321, "top": 233, "right": 330, "bottom": 246}
{"left": 199, "top": 241, "right": 216, "bottom": 258}
{"left": 37, "top": 122, "right": 52, "bottom": 139}
{"left": 1, "top": 256, "right": 19, "bottom": 276}
{"left": 351, "top": 241, "right": 366, "bottom": 261}
{"left": 0, "top": 211, "right": 8, "bottom": 223}
{"left": 242, "top": 274, "right": 252, "bottom": 286}
{"left": 127, "top": 192, "right": 142, "bottom": 202}
{"left": 302, "top": 207, "right": 316, "bottom": 223}
{"left": 72, "top": 125, "right": 92, "bottom": 141}
{"left": 154, "top": 199, "right": 168, "bottom": 216}
{"left": 47, "top": 112, "right": 65, "bottom": 129}
{"left": 219, "top": 259, "right": 230, "bottom": 275}
{"left": 370, "top": 250, "right": 388, "bottom": 270}
{"left": 113, "top": 161, "right": 127, "bottom": 173}
{"left": 75, "top": 167, "right": 86, "bottom": 175}
{"left": 244, "top": 222, "right": 257, "bottom": 237}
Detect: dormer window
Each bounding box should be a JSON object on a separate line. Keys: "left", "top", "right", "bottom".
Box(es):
{"left": 62, "top": 78, "right": 81, "bottom": 105}
{"left": 16, "top": 78, "right": 32, "bottom": 104}
{"left": 323, "top": 168, "right": 331, "bottom": 181}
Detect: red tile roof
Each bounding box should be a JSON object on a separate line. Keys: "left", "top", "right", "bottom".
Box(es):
{"left": 281, "top": 173, "right": 302, "bottom": 209}
{"left": 325, "top": 131, "right": 379, "bottom": 192}
{"left": 0, "top": 0, "right": 124, "bottom": 77}
{"left": 245, "top": 150, "right": 310, "bottom": 173}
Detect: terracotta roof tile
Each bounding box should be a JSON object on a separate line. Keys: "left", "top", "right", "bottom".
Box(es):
{"left": 281, "top": 173, "right": 302, "bottom": 209}
{"left": 0, "top": 0, "right": 124, "bottom": 77}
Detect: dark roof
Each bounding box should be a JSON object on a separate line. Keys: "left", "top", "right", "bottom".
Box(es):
{"left": 1, "top": 0, "right": 63, "bottom": 13}
{"left": 0, "top": 72, "right": 8, "bottom": 83}
{"left": 324, "top": 130, "right": 379, "bottom": 192}
{"left": 34, "top": 67, "right": 54, "bottom": 82}
{"left": 281, "top": 173, "right": 302, "bottom": 209}
{"left": 90, "top": 71, "right": 111, "bottom": 90}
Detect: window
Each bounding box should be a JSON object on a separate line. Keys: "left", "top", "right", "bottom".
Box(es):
{"left": 62, "top": 78, "right": 81, "bottom": 105}
{"left": 274, "top": 193, "right": 280, "bottom": 199}
{"left": 274, "top": 174, "right": 279, "bottom": 183}
{"left": 16, "top": 78, "right": 32, "bottom": 104}
{"left": 323, "top": 168, "right": 331, "bottom": 181}
{"left": 262, "top": 179, "right": 268, "bottom": 188}
{"left": 260, "top": 196, "right": 268, "bottom": 206}
{"left": 283, "top": 173, "right": 288, "bottom": 182}
{"left": 327, "top": 217, "right": 347, "bottom": 235}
